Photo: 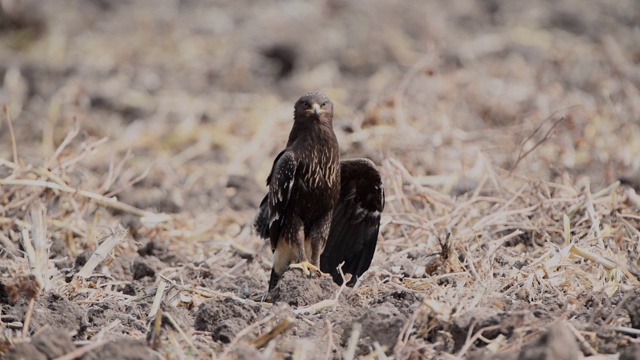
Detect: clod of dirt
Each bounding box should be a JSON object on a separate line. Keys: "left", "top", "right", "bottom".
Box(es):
{"left": 86, "top": 299, "right": 148, "bottom": 334}
{"left": 620, "top": 343, "right": 640, "bottom": 360}
{"left": 623, "top": 289, "right": 640, "bottom": 329}
{"left": 451, "top": 308, "right": 520, "bottom": 352}
{"left": 118, "top": 283, "right": 137, "bottom": 296}
{"left": 4, "top": 342, "right": 47, "bottom": 360}
{"left": 4, "top": 275, "right": 41, "bottom": 304}
{"left": 132, "top": 256, "right": 164, "bottom": 280}
{"left": 0, "top": 280, "right": 8, "bottom": 304}
{"left": 270, "top": 270, "right": 339, "bottom": 307}
{"left": 357, "top": 302, "right": 408, "bottom": 354}
{"left": 137, "top": 240, "right": 185, "bottom": 265}
{"left": 49, "top": 235, "right": 70, "bottom": 259}
{"left": 518, "top": 322, "right": 580, "bottom": 360}
{"left": 80, "top": 338, "right": 156, "bottom": 360}
{"left": 107, "top": 253, "right": 136, "bottom": 281}
{"left": 8, "top": 293, "right": 86, "bottom": 335}
{"left": 137, "top": 240, "right": 166, "bottom": 257}
{"left": 194, "top": 297, "right": 262, "bottom": 343}
{"left": 370, "top": 290, "right": 421, "bottom": 317}
{"left": 73, "top": 250, "right": 92, "bottom": 269}
{"left": 31, "top": 327, "right": 76, "bottom": 358}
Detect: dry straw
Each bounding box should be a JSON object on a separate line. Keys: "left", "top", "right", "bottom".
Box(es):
{"left": 2, "top": 83, "right": 640, "bottom": 359}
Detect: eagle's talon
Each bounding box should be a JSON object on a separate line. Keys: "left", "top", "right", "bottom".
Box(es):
{"left": 289, "top": 261, "right": 322, "bottom": 277}
{"left": 310, "top": 269, "right": 330, "bottom": 278}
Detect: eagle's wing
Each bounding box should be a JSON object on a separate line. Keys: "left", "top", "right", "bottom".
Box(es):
{"left": 253, "top": 150, "right": 297, "bottom": 250}
{"left": 254, "top": 150, "right": 283, "bottom": 240}
{"left": 265, "top": 150, "right": 298, "bottom": 252}
{"left": 320, "top": 158, "right": 384, "bottom": 286}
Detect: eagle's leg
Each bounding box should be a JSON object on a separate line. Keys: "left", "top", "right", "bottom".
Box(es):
{"left": 268, "top": 269, "right": 280, "bottom": 292}
{"left": 286, "top": 219, "right": 318, "bottom": 276}
{"left": 288, "top": 237, "right": 317, "bottom": 276}
{"left": 290, "top": 213, "right": 331, "bottom": 277}
{"left": 271, "top": 219, "right": 305, "bottom": 290}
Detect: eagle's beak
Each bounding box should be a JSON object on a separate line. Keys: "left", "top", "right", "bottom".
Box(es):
{"left": 310, "top": 103, "right": 320, "bottom": 115}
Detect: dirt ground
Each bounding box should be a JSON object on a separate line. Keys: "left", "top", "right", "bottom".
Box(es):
{"left": 1, "top": 0, "right": 640, "bottom": 359}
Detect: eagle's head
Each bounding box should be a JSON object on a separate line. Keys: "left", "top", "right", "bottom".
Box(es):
{"left": 293, "top": 92, "right": 333, "bottom": 124}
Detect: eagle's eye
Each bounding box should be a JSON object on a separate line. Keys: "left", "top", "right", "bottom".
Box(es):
{"left": 321, "top": 101, "right": 328, "bottom": 107}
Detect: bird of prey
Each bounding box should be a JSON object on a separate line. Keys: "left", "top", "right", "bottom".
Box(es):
{"left": 254, "top": 92, "right": 384, "bottom": 291}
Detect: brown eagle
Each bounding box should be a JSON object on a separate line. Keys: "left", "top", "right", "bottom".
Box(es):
{"left": 254, "top": 92, "right": 384, "bottom": 291}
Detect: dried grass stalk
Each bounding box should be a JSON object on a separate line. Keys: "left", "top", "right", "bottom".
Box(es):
{"left": 293, "top": 299, "right": 340, "bottom": 315}
{"left": 251, "top": 317, "right": 295, "bottom": 348}
{"left": 76, "top": 225, "right": 128, "bottom": 278}
{"left": 344, "top": 323, "right": 362, "bottom": 360}
{"left": 148, "top": 280, "right": 168, "bottom": 319}
{"left": 21, "top": 205, "right": 50, "bottom": 290}
{"left": 0, "top": 178, "right": 153, "bottom": 217}
{"left": 164, "top": 312, "right": 199, "bottom": 354}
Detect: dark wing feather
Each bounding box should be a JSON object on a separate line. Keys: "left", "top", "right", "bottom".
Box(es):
{"left": 266, "top": 150, "right": 297, "bottom": 251}
{"left": 320, "top": 158, "right": 384, "bottom": 286}
{"left": 253, "top": 150, "right": 286, "bottom": 239}
{"left": 254, "top": 194, "right": 270, "bottom": 239}
{"left": 253, "top": 150, "right": 297, "bottom": 249}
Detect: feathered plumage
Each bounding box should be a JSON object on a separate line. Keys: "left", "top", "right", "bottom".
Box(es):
{"left": 254, "top": 92, "right": 384, "bottom": 291}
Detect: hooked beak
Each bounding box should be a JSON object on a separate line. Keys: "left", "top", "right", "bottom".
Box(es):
{"left": 309, "top": 103, "right": 321, "bottom": 115}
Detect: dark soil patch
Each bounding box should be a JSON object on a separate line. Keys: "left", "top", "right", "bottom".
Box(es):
{"left": 137, "top": 240, "right": 187, "bottom": 266}
{"left": 194, "top": 297, "right": 263, "bottom": 343}
{"left": 85, "top": 299, "right": 149, "bottom": 336}
{"left": 370, "top": 290, "right": 422, "bottom": 316}
{"left": 451, "top": 308, "right": 528, "bottom": 352}
{"left": 132, "top": 256, "right": 164, "bottom": 280}
{"left": 358, "top": 302, "right": 408, "bottom": 355}
{"left": 0, "top": 281, "right": 8, "bottom": 304}
{"left": 6, "top": 293, "right": 86, "bottom": 336}
{"left": 210, "top": 267, "right": 267, "bottom": 299}
{"left": 623, "top": 289, "right": 640, "bottom": 329}
{"left": 107, "top": 253, "right": 137, "bottom": 281}
{"left": 31, "top": 327, "right": 76, "bottom": 358}
{"left": 81, "top": 338, "right": 156, "bottom": 360}
{"left": 2, "top": 325, "right": 76, "bottom": 359}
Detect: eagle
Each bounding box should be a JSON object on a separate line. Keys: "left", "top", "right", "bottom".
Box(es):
{"left": 254, "top": 92, "right": 385, "bottom": 291}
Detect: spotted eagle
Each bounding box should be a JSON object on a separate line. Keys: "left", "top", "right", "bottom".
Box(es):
{"left": 254, "top": 92, "right": 385, "bottom": 291}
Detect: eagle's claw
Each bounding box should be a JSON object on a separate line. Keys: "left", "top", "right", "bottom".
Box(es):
{"left": 289, "top": 261, "right": 327, "bottom": 277}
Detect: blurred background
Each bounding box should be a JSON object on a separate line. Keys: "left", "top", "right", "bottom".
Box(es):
{"left": 1, "top": 0, "right": 639, "bottom": 211}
